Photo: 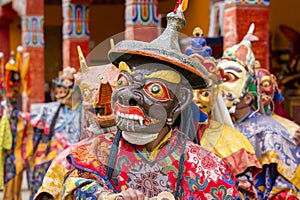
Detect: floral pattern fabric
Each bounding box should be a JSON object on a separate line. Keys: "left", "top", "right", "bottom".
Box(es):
{"left": 28, "top": 102, "right": 83, "bottom": 199}
{"left": 2, "top": 108, "right": 34, "bottom": 198}
{"left": 34, "top": 137, "right": 93, "bottom": 200}
{"left": 200, "top": 119, "right": 261, "bottom": 199}
{"left": 234, "top": 111, "right": 300, "bottom": 199}
{"left": 62, "top": 130, "right": 240, "bottom": 199}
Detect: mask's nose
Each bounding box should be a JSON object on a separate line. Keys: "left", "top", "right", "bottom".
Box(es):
{"left": 115, "top": 86, "right": 143, "bottom": 107}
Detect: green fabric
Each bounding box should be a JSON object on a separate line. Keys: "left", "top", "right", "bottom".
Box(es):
{"left": 248, "top": 80, "right": 257, "bottom": 97}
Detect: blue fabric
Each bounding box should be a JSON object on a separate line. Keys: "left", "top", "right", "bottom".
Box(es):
{"left": 73, "top": 180, "right": 103, "bottom": 200}
{"left": 255, "top": 164, "right": 277, "bottom": 200}
{"left": 234, "top": 112, "right": 300, "bottom": 198}
{"left": 190, "top": 102, "right": 208, "bottom": 123}
{"left": 273, "top": 89, "right": 284, "bottom": 101}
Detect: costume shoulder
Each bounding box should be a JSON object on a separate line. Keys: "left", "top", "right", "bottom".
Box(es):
{"left": 183, "top": 140, "right": 240, "bottom": 198}
{"left": 203, "top": 120, "right": 256, "bottom": 154}
{"left": 235, "top": 114, "right": 292, "bottom": 140}
{"left": 222, "top": 123, "right": 255, "bottom": 153}
{"left": 34, "top": 136, "right": 94, "bottom": 200}
{"left": 67, "top": 132, "right": 117, "bottom": 177}
{"left": 271, "top": 113, "right": 299, "bottom": 137}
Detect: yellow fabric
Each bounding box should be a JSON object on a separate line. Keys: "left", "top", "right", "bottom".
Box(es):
{"left": 35, "top": 163, "right": 67, "bottom": 200}
{"left": 25, "top": 123, "right": 34, "bottom": 160}
{"left": 148, "top": 129, "right": 172, "bottom": 162}
{"left": 32, "top": 141, "right": 64, "bottom": 167}
{"left": 5, "top": 61, "right": 18, "bottom": 71}
{"left": 271, "top": 113, "right": 299, "bottom": 137}
{"left": 0, "top": 115, "right": 12, "bottom": 189}
{"left": 2, "top": 171, "right": 23, "bottom": 200}
{"left": 259, "top": 150, "right": 300, "bottom": 190}
{"left": 14, "top": 116, "right": 24, "bottom": 175}
{"left": 258, "top": 150, "right": 279, "bottom": 165}
{"left": 200, "top": 120, "right": 255, "bottom": 158}
{"left": 34, "top": 146, "right": 73, "bottom": 200}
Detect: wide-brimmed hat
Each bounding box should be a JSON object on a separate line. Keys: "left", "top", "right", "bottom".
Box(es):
{"left": 108, "top": 9, "right": 209, "bottom": 89}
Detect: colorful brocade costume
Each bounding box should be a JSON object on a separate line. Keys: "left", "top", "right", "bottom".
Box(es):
{"left": 269, "top": 113, "right": 299, "bottom": 137}
{"left": 28, "top": 67, "right": 83, "bottom": 200}
{"left": 185, "top": 27, "right": 261, "bottom": 199}
{"left": 1, "top": 48, "right": 34, "bottom": 200}
{"left": 233, "top": 110, "right": 300, "bottom": 199}
{"left": 34, "top": 60, "right": 119, "bottom": 200}
{"left": 58, "top": 1, "right": 241, "bottom": 199}
{"left": 33, "top": 140, "right": 81, "bottom": 200}
{"left": 3, "top": 108, "right": 34, "bottom": 200}
{"left": 217, "top": 24, "right": 300, "bottom": 199}
{"left": 198, "top": 119, "right": 261, "bottom": 199}
{"left": 61, "top": 130, "right": 239, "bottom": 199}
{"left": 28, "top": 101, "right": 83, "bottom": 199}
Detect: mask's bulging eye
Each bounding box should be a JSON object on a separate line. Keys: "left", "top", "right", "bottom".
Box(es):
{"left": 117, "top": 74, "right": 129, "bottom": 87}
{"left": 226, "top": 72, "right": 238, "bottom": 82}
{"left": 201, "top": 90, "right": 211, "bottom": 97}
{"left": 261, "top": 80, "right": 271, "bottom": 88}
{"left": 83, "top": 89, "right": 90, "bottom": 99}
{"left": 144, "top": 82, "right": 170, "bottom": 101}
{"left": 221, "top": 72, "right": 238, "bottom": 82}
{"left": 151, "top": 85, "right": 160, "bottom": 94}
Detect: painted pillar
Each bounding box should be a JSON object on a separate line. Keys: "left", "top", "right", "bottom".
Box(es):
{"left": 223, "top": 0, "right": 270, "bottom": 69}
{"left": 62, "top": 0, "right": 91, "bottom": 71}
{"left": 13, "top": 0, "right": 45, "bottom": 110}
{"left": 125, "top": 0, "right": 159, "bottom": 42}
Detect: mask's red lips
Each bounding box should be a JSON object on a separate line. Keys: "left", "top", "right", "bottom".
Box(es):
{"left": 114, "top": 102, "right": 150, "bottom": 125}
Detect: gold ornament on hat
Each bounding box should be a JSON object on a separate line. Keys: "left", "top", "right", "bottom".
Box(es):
{"left": 108, "top": 0, "right": 209, "bottom": 89}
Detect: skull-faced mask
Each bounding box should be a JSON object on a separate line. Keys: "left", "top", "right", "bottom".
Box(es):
{"left": 111, "top": 57, "right": 193, "bottom": 145}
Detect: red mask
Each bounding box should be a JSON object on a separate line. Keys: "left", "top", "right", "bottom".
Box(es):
{"left": 255, "top": 67, "right": 276, "bottom": 106}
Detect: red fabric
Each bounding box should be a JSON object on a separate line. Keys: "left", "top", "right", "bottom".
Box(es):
{"left": 270, "top": 190, "right": 299, "bottom": 200}
{"left": 197, "top": 120, "right": 211, "bottom": 141}
{"left": 273, "top": 100, "right": 295, "bottom": 122}
{"left": 67, "top": 131, "right": 240, "bottom": 199}
{"left": 5, "top": 70, "right": 11, "bottom": 95}
{"left": 223, "top": 148, "right": 261, "bottom": 178}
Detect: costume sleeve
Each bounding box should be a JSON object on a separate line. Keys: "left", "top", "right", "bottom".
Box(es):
{"left": 62, "top": 169, "right": 114, "bottom": 200}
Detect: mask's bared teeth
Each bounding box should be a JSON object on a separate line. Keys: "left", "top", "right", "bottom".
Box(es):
{"left": 138, "top": 116, "right": 143, "bottom": 125}
{"left": 134, "top": 114, "right": 139, "bottom": 120}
